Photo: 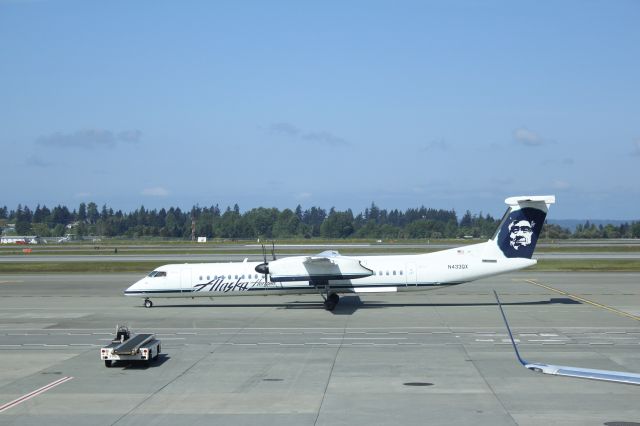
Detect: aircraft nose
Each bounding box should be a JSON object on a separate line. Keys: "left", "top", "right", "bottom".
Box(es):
{"left": 124, "top": 278, "right": 145, "bottom": 295}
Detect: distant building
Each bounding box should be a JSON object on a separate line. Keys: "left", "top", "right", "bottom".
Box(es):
{"left": 0, "top": 236, "right": 43, "bottom": 244}
{"left": 1, "top": 223, "right": 16, "bottom": 235}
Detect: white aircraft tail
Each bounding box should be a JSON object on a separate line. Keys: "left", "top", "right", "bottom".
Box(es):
{"left": 489, "top": 195, "right": 555, "bottom": 259}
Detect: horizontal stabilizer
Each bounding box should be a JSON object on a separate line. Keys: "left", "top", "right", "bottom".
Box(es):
{"left": 504, "top": 195, "right": 555, "bottom": 208}
{"left": 494, "top": 290, "right": 640, "bottom": 386}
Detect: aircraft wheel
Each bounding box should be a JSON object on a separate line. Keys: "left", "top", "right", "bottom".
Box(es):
{"left": 104, "top": 360, "right": 112, "bottom": 368}
{"left": 144, "top": 299, "right": 153, "bottom": 308}
{"left": 323, "top": 293, "right": 339, "bottom": 311}
{"left": 328, "top": 293, "right": 340, "bottom": 305}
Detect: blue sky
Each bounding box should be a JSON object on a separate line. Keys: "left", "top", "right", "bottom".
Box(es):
{"left": 1, "top": 0, "right": 639, "bottom": 219}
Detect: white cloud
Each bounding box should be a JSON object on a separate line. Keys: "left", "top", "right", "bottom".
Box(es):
{"left": 141, "top": 187, "right": 169, "bottom": 197}
{"left": 36, "top": 128, "right": 142, "bottom": 149}
{"left": 301, "top": 131, "right": 347, "bottom": 146}
{"left": 551, "top": 180, "right": 571, "bottom": 190}
{"left": 296, "top": 192, "right": 312, "bottom": 200}
{"left": 268, "top": 122, "right": 348, "bottom": 146}
{"left": 513, "top": 127, "right": 544, "bottom": 146}
{"left": 25, "top": 154, "right": 51, "bottom": 168}
{"left": 269, "top": 122, "right": 300, "bottom": 137}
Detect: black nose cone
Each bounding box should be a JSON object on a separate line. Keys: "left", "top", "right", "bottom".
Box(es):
{"left": 255, "top": 263, "right": 269, "bottom": 274}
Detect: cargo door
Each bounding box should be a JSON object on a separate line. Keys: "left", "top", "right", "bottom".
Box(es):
{"left": 405, "top": 263, "right": 417, "bottom": 286}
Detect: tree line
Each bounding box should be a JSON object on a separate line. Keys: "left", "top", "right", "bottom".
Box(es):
{"left": 0, "top": 203, "right": 638, "bottom": 240}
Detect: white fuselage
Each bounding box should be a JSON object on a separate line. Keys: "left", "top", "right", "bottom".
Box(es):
{"left": 124, "top": 240, "right": 536, "bottom": 299}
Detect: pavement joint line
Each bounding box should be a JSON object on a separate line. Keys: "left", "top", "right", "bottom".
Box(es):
{"left": 523, "top": 279, "right": 640, "bottom": 322}
{"left": 0, "top": 376, "right": 73, "bottom": 413}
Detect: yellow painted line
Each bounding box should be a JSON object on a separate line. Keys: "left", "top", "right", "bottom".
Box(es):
{"left": 522, "top": 278, "right": 640, "bottom": 322}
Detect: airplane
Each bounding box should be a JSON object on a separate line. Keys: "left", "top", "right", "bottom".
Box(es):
{"left": 125, "top": 195, "right": 555, "bottom": 311}
{"left": 495, "top": 290, "right": 640, "bottom": 385}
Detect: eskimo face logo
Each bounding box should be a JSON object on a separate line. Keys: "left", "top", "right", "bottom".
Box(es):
{"left": 508, "top": 219, "right": 535, "bottom": 250}
{"left": 497, "top": 207, "right": 547, "bottom": 259}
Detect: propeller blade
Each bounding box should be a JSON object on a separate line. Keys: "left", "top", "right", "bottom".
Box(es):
{"left": 257, "top": 243, "right": 269, "bottom": 284}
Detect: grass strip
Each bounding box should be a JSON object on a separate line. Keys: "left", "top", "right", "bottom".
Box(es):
{"left": 0, "top": 262, "right": 164, "bottom": 274}
{"left": 0, "top": 259, "right": 638, "bottom": 274}
{"left": 531, "top": 259, "right": 640, "bottom": 272}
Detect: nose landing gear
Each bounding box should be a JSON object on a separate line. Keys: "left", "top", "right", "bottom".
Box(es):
{"left": 144, "top": 299, "right": 153, "bottom": 308}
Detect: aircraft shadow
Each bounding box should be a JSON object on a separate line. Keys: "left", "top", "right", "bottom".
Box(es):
{"left": 145, "top": 297, "right": 579, "bottom": 316}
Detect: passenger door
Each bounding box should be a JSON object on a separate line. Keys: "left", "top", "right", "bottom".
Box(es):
{"left": 180, "top": 269, "right": 192, "bottom": 293}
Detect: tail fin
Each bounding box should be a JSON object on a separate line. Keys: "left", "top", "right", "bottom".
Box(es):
{"left": 491, "top": 195, "right": 555, "bottom": 259}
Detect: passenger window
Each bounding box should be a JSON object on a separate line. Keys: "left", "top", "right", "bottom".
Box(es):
{"left": 393, "top": 271, "right": 396, "bottom": 275}
{"left": 378, "top": 271, "right": 382, "bottom": 275}
{"left": 235, "top": 275, "right": 238, "bottom": 279}
{"left": 228, "top": 275, "right": 231, "bottom": 279}
{"left": 400, "top": 271, "right": 403, "bottom": 275}
{"left": 207, "top": 276, "right": 210, "bottom": 280}
{"left": 199, "top": 276, "right": 203, "bottom": 281}
{"left": 386, "top": 271, "right": 389, "bottom": 276}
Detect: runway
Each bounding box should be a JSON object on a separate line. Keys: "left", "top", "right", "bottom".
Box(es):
{"left": 0, "top": 272, "right": 639, "bottom": 425}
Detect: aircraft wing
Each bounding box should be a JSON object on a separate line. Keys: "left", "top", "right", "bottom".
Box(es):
{"left": 522, "top": 363, "right": 640, "bottom": 385}
{"left": 267, "top": 250, "right": 374, "bottom": 282}
{"left": 494, "top": 290, "right": 640, "bottom": 386}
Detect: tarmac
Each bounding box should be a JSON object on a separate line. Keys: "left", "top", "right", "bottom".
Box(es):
{"left": 1, "top": 271, "right": 639, "bottom": 425}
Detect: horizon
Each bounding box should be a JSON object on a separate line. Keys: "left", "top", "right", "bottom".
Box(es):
{"left": 1, "top": 200, "right": 637, "bottom": 224}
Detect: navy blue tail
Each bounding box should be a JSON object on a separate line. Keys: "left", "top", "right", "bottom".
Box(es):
{"left": 493, "top": 206, "right": 547, "bottom": 259}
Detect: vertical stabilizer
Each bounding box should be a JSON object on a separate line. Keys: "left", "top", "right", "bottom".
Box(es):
{"left": 491, "top": 195, "right": 555, "bottom": 259}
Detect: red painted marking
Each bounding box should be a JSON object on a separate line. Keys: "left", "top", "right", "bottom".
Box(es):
{"left": 0, "top": 376, "right": 73, "bottom": 413}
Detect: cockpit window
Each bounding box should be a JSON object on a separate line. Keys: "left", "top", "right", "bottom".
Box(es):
{"left": 147, "top": 270, "right": 166, "bottom": 278}
{"left": 147, "top": 271, "right": 157, "bottom": 277}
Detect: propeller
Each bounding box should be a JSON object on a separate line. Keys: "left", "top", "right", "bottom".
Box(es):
{"left": 255, "top": 241, "right": 276, "bottom": 284}
{"left": 255, "top": 243, "right": 270, "bottom": 283}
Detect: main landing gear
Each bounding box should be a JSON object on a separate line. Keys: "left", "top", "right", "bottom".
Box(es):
{"left": 144, "top": 299, "right": 153, "bottom": 308}
{"left": 316, "top": 281, "right": 340, "bottom": 311}
{"left": 324, "top": 293, "right": 340, "bottom": 311}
